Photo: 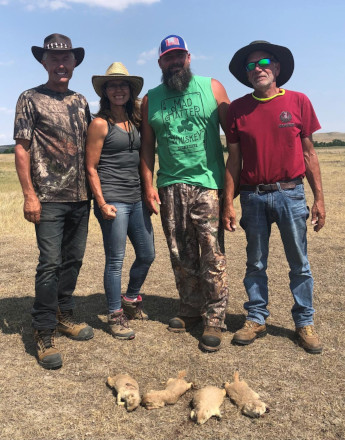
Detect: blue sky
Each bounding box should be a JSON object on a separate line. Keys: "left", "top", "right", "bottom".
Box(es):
{"left": 0, "top": 0, "right": 344, "bottom": 145}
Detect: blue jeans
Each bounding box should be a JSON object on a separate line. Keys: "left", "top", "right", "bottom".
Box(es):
{"left": 239, "top": 184, "right": 314, "bottom": 327}
{"left": 94, "top": 200, "right": 155, "bottom": 313}
{"left": 33, "top": 201, "right": 90, "bottom": 330}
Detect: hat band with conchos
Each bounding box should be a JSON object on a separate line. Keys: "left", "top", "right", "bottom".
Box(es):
{"left": 31, "top": 33, "right": 85, "bottom": 66}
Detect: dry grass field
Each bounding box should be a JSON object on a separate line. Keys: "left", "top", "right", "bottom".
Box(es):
{"left": 0, "top": 149, "right": 344, "bottom": 440}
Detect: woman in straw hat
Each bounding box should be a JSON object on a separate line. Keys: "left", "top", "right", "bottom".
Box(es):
{"left": 86, "top": 62, "right": 155, "bottom": 340}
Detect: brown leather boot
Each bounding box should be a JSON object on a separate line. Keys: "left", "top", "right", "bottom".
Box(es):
{"left": 232, "top": 320, "right": 267, "bottom": 345}
{"left": 122, "top": 296, "right": 148, "bottom": 320}
{"left": 199, "top": 326, "right": 222, "bottom": 352}
{"left": 108, "top": 310, "right": 135, "bottom": 340}
{"left": 34, "top": 329, "right": 62, "bottom": 370}
{"left": 168, "top": 316, "right": 202, "bottom": 333}
{"left": 57, "top": 309, "right": 94, "bottom": 340}
{"left": 295, "top": 325, "right": 323, "bottom": 354}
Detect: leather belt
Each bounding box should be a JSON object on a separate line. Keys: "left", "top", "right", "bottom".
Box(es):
{"left": 240, "top": 178, "right": 303, "bottom": 192}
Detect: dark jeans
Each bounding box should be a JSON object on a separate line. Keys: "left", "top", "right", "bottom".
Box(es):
{"left": 32, "top": 201, "right": 90, "bottom": 330}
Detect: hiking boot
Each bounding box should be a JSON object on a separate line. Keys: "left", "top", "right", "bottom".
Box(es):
{"left": 34, "top": 329, "right": 62, "bottom": 370}
{"left": 122, "top": 295, "right": 148, "bottom": 320}
{"left": 232, "top": 320, "right": 267, "bottom": 345}
{"left": 168, "top": 315, "right": 202, "bottom": 333}
{"left": 199, "top": 326, "right": 222, "bottom": 352}
{"left": 295, "top": 325, "right": 323, "bottom": 354}
{"left": 57, "top": 309, "right": 94, "bottom": 341}
{"left": 108, "top": 310, "right": 135, "bottom": 340}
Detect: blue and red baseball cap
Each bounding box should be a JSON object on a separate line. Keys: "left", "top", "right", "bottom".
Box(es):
{"left": 158, "top": 35, "right": 188, "bottom": 58}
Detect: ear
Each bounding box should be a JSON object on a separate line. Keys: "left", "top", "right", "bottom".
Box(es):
{"left": 41, "top": 60, "right": 48, "bottom": 72}
{"left": 107, "top": 376, "right": 115, "bottom": 388}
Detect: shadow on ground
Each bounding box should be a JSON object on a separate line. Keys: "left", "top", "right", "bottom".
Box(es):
{"left": 0, "top": 293, "right": 296, "bottom": 360}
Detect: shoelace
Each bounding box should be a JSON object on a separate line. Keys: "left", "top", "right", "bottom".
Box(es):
{"left": 303, "top": 325, "right": 316, "bottom": 336}
{"left": 110, "top": 312, "right": 130, "bottom": 328}
{"left": 37, "top": 330, "right": 56, "bottom": 351}
{"left": 59, "top": 311, "right": 77, "bottom": 327}
{"left": 244, "top": 321, "right": 257, "bottom": 328}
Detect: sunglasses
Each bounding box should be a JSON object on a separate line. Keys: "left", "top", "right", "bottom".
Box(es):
{"left": 106, "top": 82, "right": 129, "bottom": 90}
{"left": 245, "top": 58, "right": 276, "bottom": 72}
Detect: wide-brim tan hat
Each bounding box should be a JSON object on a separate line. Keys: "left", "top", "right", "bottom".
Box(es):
{"left": 92, "top": 62, "right": 144, "bottom": 98}
{"left": 229, "top": 40, "right": 294, "bottom": 88}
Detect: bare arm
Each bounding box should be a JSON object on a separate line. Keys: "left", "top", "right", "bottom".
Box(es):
{"left": 15, "top": 139, "right": 41, "bottom": 224}
{"left": 140, "top": 94, "right": 161, "bottom": 214}
{"left": 211, "top": 78, "right": 231, "bottom": 134}
{"left": 302, "top": 136, "right": 325, "bottom": 232}
{"left": 222, "top": 142, "right": 242, "bottom": 232}
{"left": 85, "top": 118, "right": 116, "bottom": 220}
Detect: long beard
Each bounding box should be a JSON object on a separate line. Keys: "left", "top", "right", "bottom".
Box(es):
{"left": 162, "top": 65, "right": 192, "bottom": 92}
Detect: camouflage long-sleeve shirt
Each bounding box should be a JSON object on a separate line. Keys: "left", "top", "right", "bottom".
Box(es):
{"left": 13, "top": 85, "right": 91, "bottom": 202}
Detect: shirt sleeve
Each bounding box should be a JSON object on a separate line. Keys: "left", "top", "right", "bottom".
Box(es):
{"left": 300, "top": 93, "right": 321, "bottom": 138}
{"left": 226, "top": 102, "right": 240, "bottom": 144}
{"left": 13, "top": 91, "right": 37, "bottom": 143}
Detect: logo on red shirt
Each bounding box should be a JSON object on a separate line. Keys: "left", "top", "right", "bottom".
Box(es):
{"left": 280, "top": 111, "right": 292, "bottom": 123}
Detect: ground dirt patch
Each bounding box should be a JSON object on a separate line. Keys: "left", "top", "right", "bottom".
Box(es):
{"left": 0, "top": 150, "right": 344, "bottom": 440}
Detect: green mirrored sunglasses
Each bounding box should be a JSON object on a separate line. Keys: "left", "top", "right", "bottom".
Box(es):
{"left": 246, "top": 58, "right": 275, "bottom": 72}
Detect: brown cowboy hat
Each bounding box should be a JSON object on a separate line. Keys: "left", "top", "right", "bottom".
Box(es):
{"left": 31, "top": 33, "right": 85, "bottom": 66}
{"left": 229, "top": 40, "right": 294, "bottom": 88}
{"left": 92, "top": 62, "right": 144, "bottom": 98}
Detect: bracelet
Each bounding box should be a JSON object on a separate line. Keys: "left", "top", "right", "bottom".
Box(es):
{"left": 99, "top": 202, "right": 107, "bottom": 208}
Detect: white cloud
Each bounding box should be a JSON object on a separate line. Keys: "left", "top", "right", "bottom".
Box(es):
{"left": 89, "top": 101, "right": 99, "bottom": 108}
{"left": 21, "top": 0, "right": 159, "bottom": 11}
{"left": 190, "top": 53, "right": 209, "bottom": 61}
{"left": 0, "top": 107, "right": 14, "bottom": 114}
{"left": 0, "top": 60, "right": 14, "bottom": 66}
{"left": 0, "top": 1, "right": 9, "bottom": 5}
{"left": 137, "top": 48, "right": 156, "bottom": 65}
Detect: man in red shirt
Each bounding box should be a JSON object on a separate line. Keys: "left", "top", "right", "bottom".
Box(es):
{"left": 224, "top": 41, "right": 325, "bottom": 354}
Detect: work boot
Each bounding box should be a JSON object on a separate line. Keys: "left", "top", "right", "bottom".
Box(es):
{"left": 295, "top": 325, "right": 323, "bottom": 354}
{"left": 34, "top": 329, "right": 62, "bottom": 370}
{"left": 108, "top": 310, "right": 135, "bottom": 340}
{"left": 199, "top": 326, "right": 222, "bottom": 352}
{"left": 168, "top": 316, "right": 202, "bottom": 333}
{"left": 232, "top": 320, "right": 267, "bottom": 345}
{"left": 57, "top": 309, "right": 94, "bottom": 341}
{"left": 122, "top": 295, "right": 148, "bottom": 320}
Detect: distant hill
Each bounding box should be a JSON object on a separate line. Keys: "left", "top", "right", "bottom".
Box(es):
{"left": 313, "top": 132, "right": 345, "bottom": 142}
{"left": 0, "top": 144, "right": 15, "bottom": 153}
{"left": 220, "top": 132, "right": 345, "bottom": 147}
{"left": 1, "top": 133, "right": 345, "bottom": 153}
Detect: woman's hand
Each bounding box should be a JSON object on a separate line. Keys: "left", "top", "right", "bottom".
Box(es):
{"left": 100, "top": 203, "right": 117, "bottom": 220}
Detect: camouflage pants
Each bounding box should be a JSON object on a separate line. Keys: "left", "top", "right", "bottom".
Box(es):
{"left": 158, "top": 183, "right": 229, "bottom": 329}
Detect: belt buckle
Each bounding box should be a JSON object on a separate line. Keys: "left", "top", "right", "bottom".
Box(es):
{"left": 257, "top": 183, "right": 267, "bottom": 193}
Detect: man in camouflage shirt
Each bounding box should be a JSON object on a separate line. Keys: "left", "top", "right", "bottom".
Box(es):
{"left": 14, "top": 34, "right": 93, "bottom": 370}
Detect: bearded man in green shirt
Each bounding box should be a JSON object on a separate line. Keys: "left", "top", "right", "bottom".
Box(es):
{"left": 140, "top": 35, "right": 231, "bottom": 352}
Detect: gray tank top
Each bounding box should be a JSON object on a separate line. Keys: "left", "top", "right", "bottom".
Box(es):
{"left": 98, "top": 122, "right": 142, "bottom": 203}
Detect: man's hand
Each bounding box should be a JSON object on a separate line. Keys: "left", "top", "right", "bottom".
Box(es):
{"left": 24, "top": 194, "right": 41, "bottom": 224}
{"left": 311, "top": 199, "right": 326, "bottom": 232}
{"left": 144, "top": 187, "right": 161, "bottom": 215}
{"left": 222, "top": 202, "right": 237, "bottom": 232}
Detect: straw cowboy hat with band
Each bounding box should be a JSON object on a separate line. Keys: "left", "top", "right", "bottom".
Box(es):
{"left": 31, "top": 33, "right": 85, "bottom": 66}
{"left": 229, "top": 40, "right": 294, "bottom": 88}
{"left": 92, "top": 63, "right": 144, "bottom": 98}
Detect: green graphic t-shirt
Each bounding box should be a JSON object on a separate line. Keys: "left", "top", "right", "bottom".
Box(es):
{"left": 148, "top": 76, "right": 225, "bottom": 189}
